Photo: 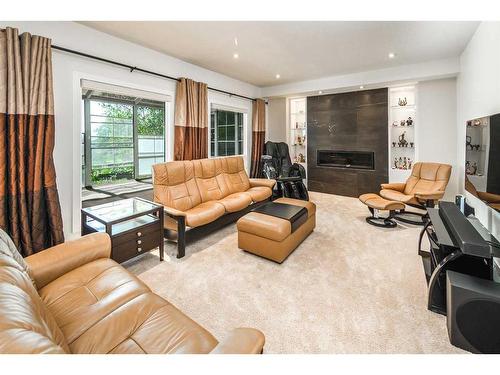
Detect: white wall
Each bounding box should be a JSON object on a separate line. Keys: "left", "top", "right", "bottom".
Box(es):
{"left": 266, "top": 98, "right": 287, "bottom": 142}
{"left": 418, "top": 78, "right": 458, "bottom": 200}
{"left": 457, "top": 21, "right": 500, "bottom": 239}
{"left": 0, "top": 21, "right": 261, "bottom": 239}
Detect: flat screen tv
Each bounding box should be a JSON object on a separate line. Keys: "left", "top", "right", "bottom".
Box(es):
{"left": 464, "top": 113, "right": 500, "bottom": 212}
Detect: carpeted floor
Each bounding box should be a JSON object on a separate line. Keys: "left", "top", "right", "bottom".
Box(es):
{"left": 125, "top": 191, "right": 464, "bottom": 354}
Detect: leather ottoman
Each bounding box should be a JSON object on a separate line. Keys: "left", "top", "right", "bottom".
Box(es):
{"left": 236, "top": 197, "right": 316, "bottom": 263}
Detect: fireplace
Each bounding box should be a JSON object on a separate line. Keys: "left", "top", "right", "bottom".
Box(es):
{"left": 317, "top": 150, "right": 375, "bottom": 170}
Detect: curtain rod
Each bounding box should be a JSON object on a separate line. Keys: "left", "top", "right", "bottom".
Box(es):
{"left": 52, "top": 45, "right": 264, "bottom": 103}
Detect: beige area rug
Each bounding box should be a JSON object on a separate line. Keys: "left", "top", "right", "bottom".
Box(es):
{"left": 125, "top": 192, "right": 464, "bottom": 354}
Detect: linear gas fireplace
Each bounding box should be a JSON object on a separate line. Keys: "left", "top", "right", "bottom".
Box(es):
{"left": 316, "top": 150, "right": 375, "bottom": 170}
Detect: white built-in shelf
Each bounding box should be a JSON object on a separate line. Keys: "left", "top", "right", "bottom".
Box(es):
{"left": 288, "top": 97, "right": 308, "bottom": 184}
{"left": 389, "top": 85, "right": 418, "bottom": 183}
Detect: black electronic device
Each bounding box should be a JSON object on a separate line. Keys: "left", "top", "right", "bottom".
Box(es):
{"left": 447, "top": 270, "right": 500, "bottom": 353}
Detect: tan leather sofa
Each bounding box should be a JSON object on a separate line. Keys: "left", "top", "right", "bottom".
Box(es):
{"left": 0, "top": 230, "right": 265, "bottom": 354}
{"left": 153, "top": 156, "right": 275, "bottom": 258}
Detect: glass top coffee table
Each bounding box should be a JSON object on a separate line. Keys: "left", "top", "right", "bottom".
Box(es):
{"left": 81, "top": 197, "right": 164, "bottom": 263}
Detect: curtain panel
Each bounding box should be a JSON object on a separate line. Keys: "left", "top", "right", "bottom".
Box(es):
{"left": 173, "top": 77, "right": 208, "bottom": 160}
{"left": 250, "top": 98, "right": 266, "bottom": 178}
{"left": 0, "top": 27, "right": 64, "bottom": 257}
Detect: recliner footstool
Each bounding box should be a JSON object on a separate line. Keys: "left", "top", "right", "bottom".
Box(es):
{"left": 236, "top": 197, "right": 316, "bottom": 263}
{"left": 359, "top": 193, "right": 405, "bottom": 228}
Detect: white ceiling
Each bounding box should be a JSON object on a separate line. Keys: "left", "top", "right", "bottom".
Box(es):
{"left": 80, "top": 21, "right": 479, "bottom": 87}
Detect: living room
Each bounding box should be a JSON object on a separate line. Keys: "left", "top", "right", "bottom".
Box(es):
{"left": 1, "top": 1, "right": 500, "bottom": 373}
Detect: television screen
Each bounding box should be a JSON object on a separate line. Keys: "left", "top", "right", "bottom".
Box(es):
{"left": 465, "top": 114, "right": 500, "bottom": 212}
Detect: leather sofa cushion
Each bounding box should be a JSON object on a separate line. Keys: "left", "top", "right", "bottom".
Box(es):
{"left": 403, "top": 162, "right": 451, "bottom": 195}
{"left": 39, "top": 258, "right": 150, "bottom": 346}
{"left": 0, "top": 253, "right": 69, "bottom": 353}
{"left": 217, "top": 193, "right": 252, "bottom": 213}
{"left": 379, "top": 189, "right": 418, "bottom": 205}
{"left": 221, "top": 157, "right": 251, "bottom": 193}
{"left": 184, "top": 201, "right": 226, "bottom": 227}
{"left": 39, "top": 258, "right": 218, "bottom": 353}
{"left": 153, "top": 161, "right": 202, "bottom": 211}
{"left": 244, "top": 187, "right": 272, "bottom": 202}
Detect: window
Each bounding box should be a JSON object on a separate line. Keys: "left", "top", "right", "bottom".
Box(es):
{"left": 210, "top": 107, "right": 244, "bottom": 157}
{"left": 82, "top": 91, "right": 165, "bottom": 186}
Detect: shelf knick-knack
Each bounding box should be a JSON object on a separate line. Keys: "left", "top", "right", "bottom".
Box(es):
{"left": 406, "top": 117, "right": 413, "bottom": 126}
{"left": 398, "top": 97, "right": 408, "bottom": 106}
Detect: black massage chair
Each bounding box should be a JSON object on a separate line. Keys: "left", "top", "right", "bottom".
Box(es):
{"left": 261, "top": 141, "right": 309, "bottom": 201}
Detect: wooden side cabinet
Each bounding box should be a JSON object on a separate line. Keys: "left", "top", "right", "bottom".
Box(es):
{"left": 81, "top": 198, "right": 164, "bottom": 263}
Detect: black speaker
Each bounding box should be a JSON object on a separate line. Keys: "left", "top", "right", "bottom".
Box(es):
{"left": 446, "top": 270, "right": 500, "bottom": 353}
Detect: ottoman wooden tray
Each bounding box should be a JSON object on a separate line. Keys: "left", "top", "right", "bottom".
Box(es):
{"left": 236, "top": 197, "right": 316, "bottom": 263}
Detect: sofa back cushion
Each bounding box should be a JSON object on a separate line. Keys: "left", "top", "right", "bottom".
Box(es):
{"left": 404, "top": 162, "right": 452, "bottom": 196}
{"left": 153, "top": 160, "right": 202, "bottom": 211}
{"left": 221, "top": 156, "right": 250, "bottom": 193}
{"left": 193, "top": 158, "right": 230, "bottom": 202}
{"left": 0, "top": 230, "right": 69, "bottom": 353}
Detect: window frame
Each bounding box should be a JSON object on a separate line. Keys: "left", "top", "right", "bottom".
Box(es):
{"left": 209, "top": 105, "right": 247, "bottom": 158}
{"left": 82, "top": 95, "right": 166, "bottom": 187}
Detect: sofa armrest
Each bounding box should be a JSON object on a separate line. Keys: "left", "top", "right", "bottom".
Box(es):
{"left": 25, "top": 233, "right": 111, "bottom": 289}
{"left": 210, "top": 328, "right": 265, "bottom": 354}
{"left": 163, "top": 206, "right": 187, "bottom": 218}
{"left": 249, "top": 178, "right": 276, "bottom": 189}
{"left": 414, "top": 191, "right": 445, "bottom": 201}
{"left": 380, "top": 182, "right": 406, "bottom": 192}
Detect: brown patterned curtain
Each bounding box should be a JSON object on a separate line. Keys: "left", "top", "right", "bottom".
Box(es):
{"left": 250, "top": 98, "right": 266, "bottom": 178}
{"left": 0, "top": 27, "right": 64, "bottom": 257}
{"left": 173, "top": 77, "right": 208, "bottom": 160}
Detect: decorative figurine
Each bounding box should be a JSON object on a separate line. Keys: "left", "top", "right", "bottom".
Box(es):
{"left": 403, "top": 157, "right": 408, "bottom": 170}
{"left": 398, "top": 157, "right": 403, "bottom": 169}
{"left": 473, "top": 119, "right": 482, "bottom": 127}
{"left": 466, "top": 136, "right": 473, "bottom": 150}
{"left": 392, "top": 142, "right": 396, "bottom": 147}
{"left": 393, "top": 121, "right": 399, "bottom": 127}
{"left": 394, "top": 157, "right": 398, "bottom": 169}
{"left": 400, "top": 120, "right": 406, "bottom": 126}
{"left": 398, "top": 97, "right": 408, "bottom": 106}
{"left": 410, "top": 142, "right": 414, "bottom": 148}
{"left": 398, "top": 131, "right": 408, "bottom": 148}
{"left": 408, "top": 158, "right": 412, "bottom": 170}
{"left": 406, "top": 117, "right": 413, "bottom": 126}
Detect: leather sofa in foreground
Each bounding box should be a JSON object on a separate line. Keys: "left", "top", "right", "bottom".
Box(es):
{"left": 153, "top": 156, "right": 275, "bottom": 258}
{"left": 0, "top": 230, "right": 265, "bottom": 354}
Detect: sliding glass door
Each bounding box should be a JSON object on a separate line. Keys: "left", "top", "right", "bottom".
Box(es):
{"left": 82, "top": 93, "right": 165, "bottom": 187}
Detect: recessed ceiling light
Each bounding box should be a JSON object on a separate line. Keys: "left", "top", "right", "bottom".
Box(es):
{"left": 234, "top": 37, "right": 238, "bottom": 46}
{"left": 275, "top": 74, "right": 281, "bottom": 79}
{"left": 359, "top": 85, "right": 364, "bottom": 89}
{"left": 233, "top": 52, "right": 239, "bottom": 59}
{"left": 388, "top": 52, "right": 396, "bottom": 59}
{"left": 318, "top": 90, "right": 323, "bottom": 94}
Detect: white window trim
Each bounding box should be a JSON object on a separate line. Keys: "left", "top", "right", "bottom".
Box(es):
{"left": 72, "top": 72, "right": 174, "bottom": 236}
{"left": 208, "top": 103, "right": 248, "bottom": 160}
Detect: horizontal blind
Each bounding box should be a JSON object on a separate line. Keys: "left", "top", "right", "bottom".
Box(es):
{"left": 81, "top": 79, "right": 171, "bottom": 103}
{"left": 211, "top": 103, "right": 248, "bottom": 114}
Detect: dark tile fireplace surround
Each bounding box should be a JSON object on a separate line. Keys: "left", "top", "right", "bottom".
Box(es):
{"left": 307, "top": 88, "right": 388, "bottom": 197}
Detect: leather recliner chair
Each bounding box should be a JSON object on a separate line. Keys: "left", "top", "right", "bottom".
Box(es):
{"left": 263, "top": 141, "right": 309, "bottom": 200}
{"left": 380, "top": 162, "right": 452, "bottom": 224}
{"left": 0, "top": 230, "right": 265, "bottom": 354}
{"left": 264, "top": 141, "right": 306, "bottom": 179}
